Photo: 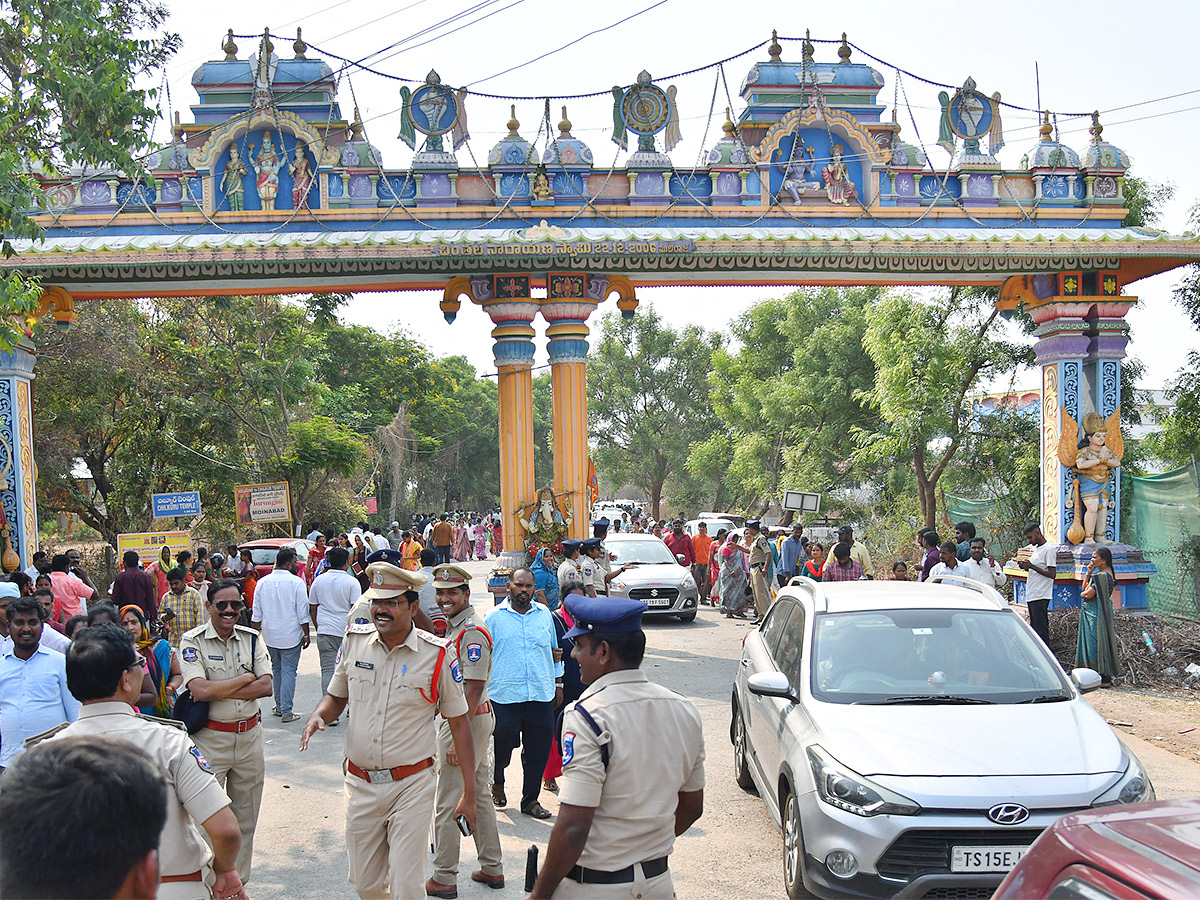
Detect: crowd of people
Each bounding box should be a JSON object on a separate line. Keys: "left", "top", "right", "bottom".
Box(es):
{"left": 0, "top": 528, "right": 705, "bottom": 900}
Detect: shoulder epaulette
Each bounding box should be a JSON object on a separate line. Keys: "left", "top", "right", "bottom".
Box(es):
{"left": 135, "top": 711, "right": 188, "bottom": 730}
{"left": 415, "top": 629, "right": 449, "bottom": 648}
{"left": 23, "top": 721, "right": 70, "bottom": 748}
{"left": 347, "top": 621, "right": 375, "bottom": 635}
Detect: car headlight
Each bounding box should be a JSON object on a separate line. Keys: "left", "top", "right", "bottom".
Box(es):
{"left": 1092, "top": 748, "right": 1154, "bottom": 806}
{"left": 611, "top": 580, "right": 625, "bottom": 592}
{"left": 681, "top": 574, "right": 696, "bottom": 590}
{"left": 807, "top": 746, "right": 922, "bottom": 817}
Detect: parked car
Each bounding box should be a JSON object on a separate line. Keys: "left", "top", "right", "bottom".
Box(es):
{"left": 993, "top": 798, "right": 1200, "bottom": 900}
{"left": 239, "top": 538, "right": 315, "bottom": 581}
{"left": 731, "top": 575, "right": 1153, "bottom": 899}
{"left": 603, "top": 532, "right": 700, "bottom": 622}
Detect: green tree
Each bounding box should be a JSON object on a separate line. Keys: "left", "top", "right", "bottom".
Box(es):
{"left": 0, "top": 0, "right": 178, "bottom": 345}
{"left": 588, "top": 306, "right": 722, "bottom": 519}
{"left": 859, "top": 289, "right": 1030, "bottom": 529}
{"left": 690, "top": 288, "right": 880, "bottom": 514}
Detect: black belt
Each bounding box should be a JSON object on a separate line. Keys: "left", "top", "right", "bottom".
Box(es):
{"left": 567, "top": 856, "right": 668, "bottom": 885}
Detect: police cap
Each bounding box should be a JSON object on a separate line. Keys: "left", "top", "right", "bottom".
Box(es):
{"left": 562, "top": 539, "right": 583, "bottom": 555}
{"left": 431, "top": 564, "right": 471, "bottom": 589}
{"left": 564, "top": 595, "right": 648, "bottom": 640}
{"left": 581, "top": 537, "right": 602, "bottom": 553}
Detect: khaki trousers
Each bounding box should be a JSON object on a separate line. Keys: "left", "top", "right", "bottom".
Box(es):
{"left": 345, "top": 764, "right": 436, "bottom": 900}
{"left": 432, "top": 711, "right": 503, "bottom": 883}
{"left": 552, "top": 869, "right": 675, "bottom": 898}
{"left": 192, "top": 723, "right": 264, "bottom": 883}
{"left": 750, "top": 569, "right": 771, "bottom": 619}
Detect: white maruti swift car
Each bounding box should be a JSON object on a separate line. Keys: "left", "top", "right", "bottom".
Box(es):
{"left": 731, "top": 575, "right": 1153, "bottom": 900}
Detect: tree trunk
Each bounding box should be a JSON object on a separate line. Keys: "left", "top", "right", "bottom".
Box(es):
{"left": 913, "top": 443, "right": 936, "bottom": 530}
{"left": 650, "top": 480, "right": 663, "bottom": 521}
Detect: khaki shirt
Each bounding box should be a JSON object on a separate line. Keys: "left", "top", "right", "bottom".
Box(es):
{"left": 328, "top": 624, "right": 468, "bottom": 769}
{"left": 346, "top": 597, "right": 374, "bottom": 629}
{"left": 559, "top": 669, "right": 705, "bottom": 870}
{"left": 846, "top": 541, "right": 873, "bottom": 576}
{"left": 558, "top": 557, "right": 585, "bottom": 594}
{"left": 179, "top": 622, "right": 271, "bottom": 722}
{"left": 42, "top": 702, "right": 230, "bottom": 878}
{"left": 445, "top": 607, "right": 492, "bottom": 706}
{"left": 748, "top": 534, "right": 771, "bottom": 569}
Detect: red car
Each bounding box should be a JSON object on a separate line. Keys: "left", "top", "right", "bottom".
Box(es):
{"left": 238, "top": 538, "right": 315, "bottom": 581}
{"left": 994, "top": 798, "right": 1200, "bottom": 900}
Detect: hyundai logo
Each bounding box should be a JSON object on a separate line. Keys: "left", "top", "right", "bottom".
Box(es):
{"left": 988, "top": 803, "right": 1030, "bottom": 825}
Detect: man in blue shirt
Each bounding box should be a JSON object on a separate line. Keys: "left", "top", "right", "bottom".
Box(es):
{"left": 779, "top": 525, "right": 806, "bottom": 586}
{"left": 0, "top": 597, "right": 79, "bottom": 770}
{"left": 485, "top": 567, "right": 563, "bottom": 820}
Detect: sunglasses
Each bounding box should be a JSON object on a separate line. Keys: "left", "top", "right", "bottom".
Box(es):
{"left": 213, "top": 600, "right": 244, "bottom": 611}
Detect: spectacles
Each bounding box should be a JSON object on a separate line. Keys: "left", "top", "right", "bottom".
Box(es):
{"left": 127, "top": 662, "right": 143, "bottom": 674}
{"left": 213, "top": 600, "right": 244, "bottom": 611}
{"left": 370, "top": 598, "right": 406, "bottom": 609}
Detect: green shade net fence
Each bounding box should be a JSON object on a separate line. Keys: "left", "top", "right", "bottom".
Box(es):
{"left": 1124, "top": 465, "right": 1200, "bottom": 620}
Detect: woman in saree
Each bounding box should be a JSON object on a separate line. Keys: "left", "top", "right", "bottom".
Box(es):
{"left": 708, "top": 528, "right": 727, "bottom": 606}
{"left": 1076, "top": 547, "right": 1121, "bottom": 685}
{"left": 530, "top": 547, "right": 560, "bottom": 611}
{"left": 399, "top": 531, "right": 423, "bottom": 571}
{"left": 473, "top": 518, "right": 488, "bottom": 559}
{"left": 147, "top": 545, "right": 173, "bottom": 604}
{"left": 121, "top": 604, "right": 181, "bottom": 717}
{"left": 453, "top": 519, "right": 472, "bottom": 561}
{"left": 306, "top": 535, "right": 327, "bottom": 588}
{"left": 719, "top": 531, "right": 751, "bottom": 618}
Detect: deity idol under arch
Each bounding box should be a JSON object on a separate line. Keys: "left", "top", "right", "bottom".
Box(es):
{"left": 255, "top": 133, "right": 284, "bottom": 209}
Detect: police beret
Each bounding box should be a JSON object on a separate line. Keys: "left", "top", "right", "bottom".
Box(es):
{"left": 431, "top": 564, "right": 471, "bottom": 589}
{"left": 365, "top": 548, "right": 405, "bottom": 567}
{"left": 562, "top": 539, "right": 583, "bottom": 554}
{"left": 564, "top": 595, "right": 647, "bottom": 640}
{"left": 746, "top": 519, "right": 762, "bottom": 530}
{"left": 581, "top": 538, "right": 602, "bottom": 552}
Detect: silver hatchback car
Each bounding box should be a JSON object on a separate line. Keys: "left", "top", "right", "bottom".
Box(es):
{"left": 731, "top": 576, "right": 1153, "bottom": 899}
{"left": 604, "top": 532, "right": 700, "bottom": 622}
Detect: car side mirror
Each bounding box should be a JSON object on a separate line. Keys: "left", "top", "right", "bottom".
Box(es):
{"left": 1070, "top": 667, "right": 1103, "bottom": 694}
{"left": 748, "top": 672, "right": 796, "bottom": 702}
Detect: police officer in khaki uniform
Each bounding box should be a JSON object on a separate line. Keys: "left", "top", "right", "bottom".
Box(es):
{"left": 531, "top": 595, "right": 705, "bottom": 899}
{"left": 301, "top": 558, "right": 478, "bottom": 900}
{"left": 32, "top": 623, "right": 247, "bottom": 900}
{"left": 346, "top": 548, "right": 441, "bottom": 634}
{"left": 557, "top": 540, "right": 587, "bottom": 598}
{"left": 746, "top": 520, "right": 772, "bottom": 621}
{"left": 426, "top": 563, "right": 504, "bottom": 898}
{"left": 179, "top": 578, "right": 273, "bottom": 885}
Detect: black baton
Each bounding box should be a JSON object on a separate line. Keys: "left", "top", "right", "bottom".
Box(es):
{"left": 525, "top": 845, "right": 539, "bottom": 893}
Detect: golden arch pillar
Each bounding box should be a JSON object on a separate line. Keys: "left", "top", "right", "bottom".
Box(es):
{"left": 542, "top": 274, "right": 637, "bottom": 539}
{"left": 443, "top": 275, "right": 538, "bottom": 567}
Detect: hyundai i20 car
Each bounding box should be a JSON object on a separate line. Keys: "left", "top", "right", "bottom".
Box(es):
{"left": 731, "top": 575, "right": 1153, "bottom": 899}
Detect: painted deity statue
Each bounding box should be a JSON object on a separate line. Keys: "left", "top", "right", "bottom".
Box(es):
{"left": 290, "top": 142, "right": 314, "bottom": 209}
{"left": 780, "top": 144, "right": 817, "bottom": 203}
{"left": 221, "top": 145, "right": 248, "bottom": 211}
{"left": 822, "top": 143, "right": 857, "bottom": 205}
{"left": 1058, "top": 409, "right": 1124, "bottom": 546}
{"left": 531, "top": 169, "right": 552, "bottom": 202}
{"left": 518, "top": 485, "right": 573, "bottom": 549}
{"left": 255, "top": 134, "right": 284, "bottom": 209}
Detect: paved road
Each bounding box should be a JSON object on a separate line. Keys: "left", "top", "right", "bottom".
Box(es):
{"left": 245, "top": 559, "right": 1198, "bottom": 899}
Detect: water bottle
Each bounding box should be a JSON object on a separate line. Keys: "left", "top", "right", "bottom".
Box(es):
{"left": 1142, "top": 630, "right": 1158, "bottom": 655}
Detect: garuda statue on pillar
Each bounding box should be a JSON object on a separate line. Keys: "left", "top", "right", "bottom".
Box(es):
{"left": 1058, "top": 409, "right": 1123, "bottom": 546}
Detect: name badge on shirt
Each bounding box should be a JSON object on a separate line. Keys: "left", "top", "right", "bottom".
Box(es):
{"left": 208, "top": 655, "right": 224, "bottom": 660}
{"left": 355, "top": 661, "right": 375, "bottom": 670}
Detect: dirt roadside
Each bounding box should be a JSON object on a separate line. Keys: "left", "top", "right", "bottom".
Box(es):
{"left": 1086, "top": 686, "right": 1200, "bottom": 766}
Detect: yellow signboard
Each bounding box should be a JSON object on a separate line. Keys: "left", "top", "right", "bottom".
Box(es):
{"left": 117, "top": 531, "right": 191, "bottom": 568}
{"left": 234, "top": 481, "right": 293, "bottom": 526}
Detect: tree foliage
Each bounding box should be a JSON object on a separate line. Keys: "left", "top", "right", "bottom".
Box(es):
{"left": 0, "top": 0, "right": 178, "bottom": 346}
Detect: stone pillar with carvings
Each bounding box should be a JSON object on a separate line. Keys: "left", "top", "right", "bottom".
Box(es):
{"left": 442, "top": 275, "right": 537, "bottom": 568}
{"left": 997, "top": 272, "right": 1155, "bottom": 609}
{"left": 0, "top": 346, "right": 40, "bottom": 572}
{"left": 541, "top": 274, "right": 637, "bottom": 539}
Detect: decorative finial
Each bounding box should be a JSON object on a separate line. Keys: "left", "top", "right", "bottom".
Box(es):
{"left": 172, "top": 111, "right": 183, "bottom": 141}
{"left": 507, "top": 104, "right": 520, "bottom": 136}
{"left": 768, "top": 29, "right": 782, "bottom": 62}
{"left": 262, "top": 27, "right": 273, "bottom": 58}
{"left": 891, "top": 105, "right": 900, "bottom": 136}
{"left": 559, "top": 105, "right": 572, "bottom": 136}
{"left": 293, "top": 28, "right": 307, "bottom": 59}
{"left": 636, "top": 69, "right": 652, "bottom": 86}
{"left": 426, "top": 69, "right": 442, "bottom": 86}
{"left": 838, "top": 32, "right": 851, "bottom": 63}
{"left": 722, "top": 107, "right": 735, "bottom": 137}
{"left": 222, "top": 28, "right": 237, "bottom": 60}
{"left": 350, "top": 106, "right": 363, "bottom": 141}
{"left": 1090, "top": 110, "right": 1103, "bottom": 142}
{"left": 1040, "top": 110, "right": 1053, "bottom": 141}
{"left": 802, "top": 29, "right": 814, "bottom": 63}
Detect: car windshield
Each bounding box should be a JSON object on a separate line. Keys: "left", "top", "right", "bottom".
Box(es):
{"left": 609, "top": 540, "right": 677, "bottom": 565}
{"left": 809, "top": 608, "right": 1070, "bottom": 704}
{"left": 249, "top": 548, "right": 284, "bottom": 566}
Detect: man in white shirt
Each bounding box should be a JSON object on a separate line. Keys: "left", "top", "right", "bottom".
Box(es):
{"left": 927, "top": 541, "right": 965, "bottom": 581}
{"left": 307, "top": 546, "right": 360, "bottom": 727}
{"left": 0, "top": 583, "right": 70, "bottom": 655}
{"left": 1017, "top": 522, "right": 1057, "bottom": 648}
{"left": 250, "top": 547, "right": 310, "bottom": 722}
{"left": 960, "top": 538, "right": 1007, "bottom": 590}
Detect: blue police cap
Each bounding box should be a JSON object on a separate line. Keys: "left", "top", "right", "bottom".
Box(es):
{"left": 564, "top": 595, "right": 647, "bottom": 640}
{"left": 561, "top": 539, "right": 583, "bottom": 554}
{"left": 746, "top": 519, "right": 762, "bottom": 530}
{"left": 581, "top": 537, "right": 602, "bottom": 552}
{"left": 366, "top": 548, "right": 406, "bottom": 567}
{"left": 593, "top": 518, "right": 610, "bottom": 530}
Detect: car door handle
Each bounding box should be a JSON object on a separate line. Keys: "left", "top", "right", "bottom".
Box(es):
{"left": 741, "top": 658, "right": 750, "bottom": 667}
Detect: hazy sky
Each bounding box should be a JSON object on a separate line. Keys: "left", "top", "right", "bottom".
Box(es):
{"left": 157, "top": 0, "right": 1199, "bottom": 387}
